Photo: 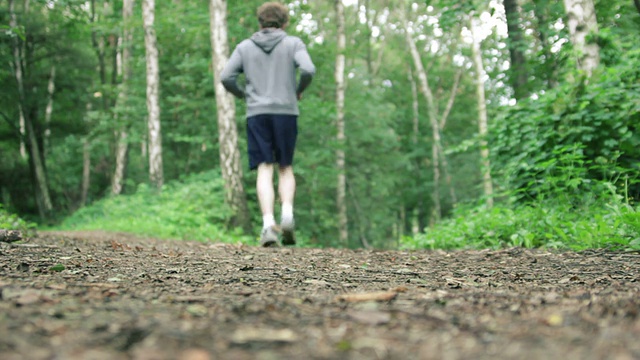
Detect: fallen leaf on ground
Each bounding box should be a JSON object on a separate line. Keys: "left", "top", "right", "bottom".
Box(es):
{"left": 348, "top": 310, "right": 391, "bottom": 325}
{"left": 335, "top": 291, "right": 398, "bottom": 303}
{"left": 178, "top": 349, "right": 211, "bottom": 360}
{"left": 230, "top": 327, "right": 298, "bottom": 344}
{"left": 15, "top": 290, "right": 44, "bottom": 305}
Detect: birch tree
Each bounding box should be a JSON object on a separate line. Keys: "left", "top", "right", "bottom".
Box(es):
{"left": 400, "top": 9, "right": 451, "bottom": 223}
{"left": 9, "top": 0, "right": 26, "bottom": 159}
{"left": 209, "top": 0, "right": 251, "bottom": 232}
{"left": 407, "top": 66, "right": 422, "bottom": 235}
{"left": 335, "top": 0, "right": 349, "bottom": 245}
{"left": 9, "top": 0, "right": 52, "bottom": 217}
{"left": 503, "top": 0, "right": 529, "bottom": 99}
{"left": 532, "top": 1, "right": 559, "bottom": 88}
{"left": 81, "top": 103, "right": 92, "bottom": 207}
{"left": 43, "top": 65, "right": 55, "bottom": 155}
{"left": 112, "top": 0, "right": 134, "bottom": 195}
{"left": 142, "top": 0, "right": 164, "bottom": 189}
{"left": 470, "top": 18, "right": 494, "bottom": 208}
{"left": 563, "top": 0, "right": 600, "bottom": 76}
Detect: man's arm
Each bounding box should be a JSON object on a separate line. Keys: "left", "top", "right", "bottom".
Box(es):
{"left": 294, "top": 39, "right": 316, "bottom": 97}
{"left": 220, "top": 47, "right": 245, "bottom": 99}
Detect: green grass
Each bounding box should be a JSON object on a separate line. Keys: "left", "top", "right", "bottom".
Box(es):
{"left": 53, "top": 171, "right": 253, "bottom": 244}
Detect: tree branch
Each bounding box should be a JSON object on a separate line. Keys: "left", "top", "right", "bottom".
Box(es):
{"left": 439, "top": 68, "right": 463, "bottom": 130}
{"left": 346, "top": 181, "right": 372, "bottom": 249}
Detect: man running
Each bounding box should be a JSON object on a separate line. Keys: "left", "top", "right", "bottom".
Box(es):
{"left": 220, "top": 2, "right": 316, "bottom": 247}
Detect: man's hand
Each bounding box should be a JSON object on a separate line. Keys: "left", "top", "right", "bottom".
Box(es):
{"left": 297, "top": 92, "right": 303, "bottom": 101}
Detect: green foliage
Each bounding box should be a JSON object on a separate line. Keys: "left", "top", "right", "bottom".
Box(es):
{"left": 56, "top": 171, "right": 252, "bottom": 244}
{"left": 403, "top": 146, "right": 640, "bottom": 251}
{"left": 403, "top": 200, "right": 639, "bottom": 251}
{"left": 0, "top": 204, "right": 37, "bottom": 238}
{"left": 490, "top": 49, "right": 640, "bottom": 201}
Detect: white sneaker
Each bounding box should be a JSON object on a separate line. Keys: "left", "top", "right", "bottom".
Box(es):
{"left": 280, "top": 219, "right": 296, "bottom": 246}
{"left": 260, "top": 226, "right": 280, "bottom": 247}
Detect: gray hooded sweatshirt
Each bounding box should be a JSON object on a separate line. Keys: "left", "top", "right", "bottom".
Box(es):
{"left": 220, "top": 29, "right": 316, "bottom": 117}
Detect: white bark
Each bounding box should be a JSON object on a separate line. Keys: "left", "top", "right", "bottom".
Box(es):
{"left": 82, "top": 139, "right": 91, "bottom": 206}
{"left": 10, "top": 0, "right": 52, "bottom": 216}
{"left": 437, "top": 69, "right": 462, "bottom": 206}
{"left": 407, "top": 67, "right": 421, "bottom": 235}
{"left": 408, "top": 67, "right": 419, "bottom": 146}
{"left": 9, "top": 1, "right": 26, "bottom": 159}
{"left": 401, "top": 11, "right": 442, "bottom": 222}
{"left": 335, "top": 0, "right": 348, "bottom": 245}
{"left": 112, "top": 0, "right": 134, "bottom": 195}
{"left": 471, "top": 19, "right": 494, "bottom": 208}
{"left": 142, "top": 0, "right": 164, "bottom": 189}
{"left": 44, "top": 65, "right": 55, "bottom": 154}
{"left": 563, "top": 0, "right": 600, "bottom": 76}
{"left": 81, "top": 103, "right": 92, "bottom": 207}
{"left": 209, "top": 0, "right": 251, "bottom": 231}
{"left": 112, "top": 130, "right": 128, "bottom": 195}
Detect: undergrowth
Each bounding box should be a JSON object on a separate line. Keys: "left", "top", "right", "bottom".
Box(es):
{"left": 403, "top": 146, "right": 640, "bottom": 251}
{"left": 55, "top": 171, "right": 253, "bottom": 244}
{"left": 403, "top": 201, "right": 639, "bottom": 251}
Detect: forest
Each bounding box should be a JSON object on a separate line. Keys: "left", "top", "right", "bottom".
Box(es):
{"left": 1, "top": 0, "right": 639, "bottom": 249}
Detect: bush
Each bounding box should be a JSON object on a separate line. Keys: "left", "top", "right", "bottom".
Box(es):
{"left": 490, "top": 50, "right": 640, "bottom": 202}
{"left": 402, "top": 149, "right": 640, "bottom": 251}
{"left": 403, "top": 201, "right": 639, "bottom": 251}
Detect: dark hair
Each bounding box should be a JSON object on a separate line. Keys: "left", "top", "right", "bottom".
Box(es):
{"left": 257, "top": 2, "right": 289, "bottom": 29}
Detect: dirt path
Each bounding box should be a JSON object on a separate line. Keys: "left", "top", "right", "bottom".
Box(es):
{"left": 1, "top": 231, "right": 639, "bottom": 359}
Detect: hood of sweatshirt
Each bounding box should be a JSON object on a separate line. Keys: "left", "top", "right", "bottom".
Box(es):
{"left": 250, "top": 28, "right": 287, "bottom": 54}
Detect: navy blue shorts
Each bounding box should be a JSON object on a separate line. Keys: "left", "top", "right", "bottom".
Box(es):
{"left": 246, "top": 114, "right": 298, "bottom": 170}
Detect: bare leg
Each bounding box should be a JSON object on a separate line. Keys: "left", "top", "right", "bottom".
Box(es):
{"left": 278, "top": 165, "right": 296, "bottom": 222}
{"left": 257, "top": 163, "right": 275, "bottom": 229}
{"left": 278, "top": 165, "right": 296, "bottom": 245}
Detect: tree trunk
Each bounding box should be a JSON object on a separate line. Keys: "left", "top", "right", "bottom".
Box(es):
{"left": 142, "top": 0, "right": 164, "bottom": 189}
{"left": 471, "top": 19, "right": 494, "bottom": 208}
{"left": 44, "top": 64, "right": 55, "bottom": 155}
{"left": 112, "top": 130, "right": 128, "bottom": 195}
{"left": 347, "top": 182, "right": 371, "bottom": 249}
{"left": 563, "top": 0, "right": 600, "bottom": 77}
{"left": 533, "top": 1, "right": 558, "bottom": 88}
{"left": 437, "top": 68, "right": 462, "bottom": 206}
{"left": 401, "top": 11, "right": 442, "bottom": 223}
{"left": 364, "top": 0, "right": 373, "bottom": 76}
{"left": 21, "top": 0, "right": 31, "bottom": 159}
{"left": 503, "top": 0, "right": 529, "bottom": 100}
{"left": 112, "top": 0, "right": 133, "bottom": 195}
{"left": 10, "top": 0, "right": 52, "bottom": 218}
{"left": 407, "top": 67, "right": 422, "bottom": 235}
{"left": 208, "top": 0, "right": 251, "bottom": 232}
{"left": 9, "top": 0, "right": 26, "bottom": 159}
{"left": 90, "top": 0, "right": 109, "bottom": 110}
{"left": 19, "top": 112, "right": 26, "bottom": 159}
{"left": 335, "top": 0, "right": 349, "bottom": 246}
{"left": 80, "top": 101, "right": 93, "bottom": 207}
{"left": 81, "top": 138, "right": 91, "bottom": 207}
